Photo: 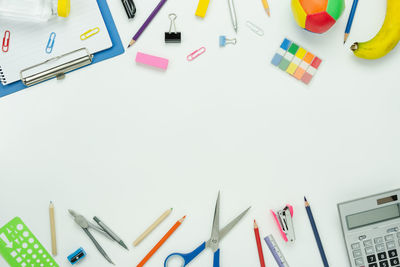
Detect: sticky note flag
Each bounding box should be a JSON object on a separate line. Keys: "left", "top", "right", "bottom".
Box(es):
{"left": 196, "top": 0, "right": 211, "bottom": 18}
{"left": 294, "top": 52, "right": 314, "bottom": 80}
{"left": 302, "top": 56, "right": 322, "bottom": 84}
{"left": 0, "top": 217, "right": 59, "bottom": 267}
{"left": 271, "top": 38, "right": 291, "bottom": 66}
{"left": 286, "top": 47, "right": 305, "bottom": 74}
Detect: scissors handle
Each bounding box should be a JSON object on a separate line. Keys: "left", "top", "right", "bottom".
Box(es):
{"left": 213, "top": 249, "right": 220, "bottom": 267}
{"left": 164, "top": 242, "right": 206, "bottom": 267}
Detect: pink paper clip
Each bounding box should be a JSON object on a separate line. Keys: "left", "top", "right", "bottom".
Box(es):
{"left": 187, "top": 47, "right": 206, "bottom": 61}
{"left": 271, "top": 204, "right": 295, "bottom": 243}
{"left": 2, "top": 31, "right": 10, "bottom": 53}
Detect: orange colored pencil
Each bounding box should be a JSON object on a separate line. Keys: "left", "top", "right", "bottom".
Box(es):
{"left": 137, "top": 216, "right": 186, "bottom": 267}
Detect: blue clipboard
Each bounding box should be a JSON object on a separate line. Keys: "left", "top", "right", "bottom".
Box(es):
{"left": 0, "top": 0, "right": 124, "bottom": 98}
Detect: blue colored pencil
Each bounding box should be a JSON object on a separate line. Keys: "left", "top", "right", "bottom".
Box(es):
{"left": 304, "top": 197, "right": 329, "bottom": 267}
{"left": 344, "top": 0, "right": 359, "bottom": 44}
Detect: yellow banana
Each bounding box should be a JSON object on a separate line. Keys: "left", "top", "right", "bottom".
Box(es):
{"left": 350, "top": 0, "right": 400, "bottom": 59}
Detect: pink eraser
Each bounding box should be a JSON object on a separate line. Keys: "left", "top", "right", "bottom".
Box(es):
{"left": 135, "top": 52, "right": 169, "bottom": 70}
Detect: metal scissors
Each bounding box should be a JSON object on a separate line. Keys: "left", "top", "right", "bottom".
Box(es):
{"left": 69, "top": 210, "right": 115, "bottom": 265}
{"left": 164, "top": 192, "right": 250, "bottom": 267}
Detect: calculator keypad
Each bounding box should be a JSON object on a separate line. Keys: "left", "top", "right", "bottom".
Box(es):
{"left": 351, "top": 233, "right": 400, "bottom": 267}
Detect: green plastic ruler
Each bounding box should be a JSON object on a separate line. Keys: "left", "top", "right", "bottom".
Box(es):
{"left": 0, "top": 217, "right": 59, "bottom": 267}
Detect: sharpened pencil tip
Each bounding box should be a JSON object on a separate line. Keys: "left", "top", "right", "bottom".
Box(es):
{"left": 344, "top": 34, "right": 349, "bottom": 44}
{"left": 304, "top": 196, "right": 307, "bottom": 202}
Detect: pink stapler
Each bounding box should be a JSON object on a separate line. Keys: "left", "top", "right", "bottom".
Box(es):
{"left": 271, "top": 204, "right": 295, "bottom": 243}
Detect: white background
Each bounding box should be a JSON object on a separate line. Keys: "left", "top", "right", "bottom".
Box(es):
{"left": 1, "top": 0, "right": 399, "bottom": 266}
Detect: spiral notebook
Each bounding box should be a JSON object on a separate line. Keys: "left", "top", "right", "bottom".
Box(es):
{"left": 0, "top": 0, "right": 112, "bottom": 86}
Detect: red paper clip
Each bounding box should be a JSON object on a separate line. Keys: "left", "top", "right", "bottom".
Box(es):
{"left": 187, "top": 47, "right": 206, "bottom": 61}
{"left": 2, "top": 31, "right": 10, "bottom": 53}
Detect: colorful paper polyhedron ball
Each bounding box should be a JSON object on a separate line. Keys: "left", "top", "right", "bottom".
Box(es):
{"left": 291, "top": 0, "right": 345, "bottom": 33}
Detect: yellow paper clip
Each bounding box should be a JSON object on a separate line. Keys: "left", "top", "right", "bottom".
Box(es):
{"left": 80, "top": 27, "right": 100, "bottom": 40}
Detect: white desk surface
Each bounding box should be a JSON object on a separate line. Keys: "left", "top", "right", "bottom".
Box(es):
{"left": 1, "top": 0, "right": 399, "bottom": 266}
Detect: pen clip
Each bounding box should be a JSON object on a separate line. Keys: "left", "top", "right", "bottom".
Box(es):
{"left": 46, "top": 32, "right": 56, "bottom": 54}
{"left": 187, "top": 47, "right": 206, "bottom": 61}
{"left": 2, "top": 31, "right": 10, "bottom": 52}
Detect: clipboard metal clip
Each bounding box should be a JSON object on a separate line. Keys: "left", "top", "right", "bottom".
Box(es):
{"left": 2, "top": 31, "right": 10, "bottom": 53}
{"left": 271, "top": 204, "right": 295, "bottom": 243}
{"left": 20, "top": 48, "right": 93, "bottom": 87}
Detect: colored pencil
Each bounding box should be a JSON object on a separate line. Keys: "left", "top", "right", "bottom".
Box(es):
{"left": 133, "top": 208, "right": 173, "bottom": 247}
{"left": 304, "top": 197, "right": 329, "bottom": 267}
{"left": 127, "top": 0, "right": 167, "bottom": 48}
{"left": 261, "top": 0, "right": 270, "bottom": 17}
{"left": 253, "top": 220, "right": 266, "bottom": 267}
{"left": 137, "top": 216, "right": 186, "bottom": 267}
{"left": 49, "top": 201, "right": 57, "bottom": 256}
{"left": 344, "top": 0, "right": 359, "bottom": 44}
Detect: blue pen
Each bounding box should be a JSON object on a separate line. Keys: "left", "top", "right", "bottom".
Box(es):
{"left": 344, "top": 0, "right": 359, "bottom": 44}
{"left": 305, "top": 197, "right": 329, "bottom": 267}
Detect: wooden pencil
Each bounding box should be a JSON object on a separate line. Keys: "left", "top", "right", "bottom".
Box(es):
{"left": 137, "top": 216, "right": 186, "bottom": 267}
{"left": 253, "top": 220, "right": 266, "bottom": 267}
{"left": 133, "top": 208, "right": 173, "bottom": 247}
{"left": 261, "top": 0, "right": 270, "bottom": 16}
{"left": 49, "top": 201, "right": 57, "bottom": 256}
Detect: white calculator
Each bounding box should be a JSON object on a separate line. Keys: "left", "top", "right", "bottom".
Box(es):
{"left": 338, "top": 189, "right": 400, "bottom": 267}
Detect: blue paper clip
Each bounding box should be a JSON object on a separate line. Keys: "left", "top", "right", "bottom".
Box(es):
{"left": 46, "top": 32, "right": 56, "bottom": 54}
{"left": 67, "top": 247, "right": 86, "bottom": 265}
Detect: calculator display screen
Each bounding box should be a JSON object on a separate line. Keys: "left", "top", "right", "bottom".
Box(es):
{"left": 346, "top": 204, "right": 400, "bottom": 230}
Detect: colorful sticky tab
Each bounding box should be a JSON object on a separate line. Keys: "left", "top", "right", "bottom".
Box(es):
{"left": 271, "top": 38, "right": 322, "bottom": 85}
{"left": 302, "top": 57, "right": 322, "bottom": 84}
{"left": 196, "top": 0, "right": 211, "bottom": 18}
{"left": 287, "top": 47, "right": 306, "bottom": 75}
{"left": 271, "top": 39, "right": 292, "bottom": 66}
{"left": 136, "top": 52, "right": 169, "bottom": 70}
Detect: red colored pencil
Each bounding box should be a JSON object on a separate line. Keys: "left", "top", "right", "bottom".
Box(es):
{"left": 254, "top": 220, "right": 266, "bottom": 267}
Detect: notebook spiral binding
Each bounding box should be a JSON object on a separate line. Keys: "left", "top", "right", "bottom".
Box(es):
{"left": 0, "top": 65, "right": 7, "bottom": 85}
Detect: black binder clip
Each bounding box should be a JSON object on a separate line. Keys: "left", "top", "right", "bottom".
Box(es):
{"left": 121, "top": 0, "right": 136, "bottom": 19}
{"left": 165, "top": 13, "right": 181, "bottom": 43}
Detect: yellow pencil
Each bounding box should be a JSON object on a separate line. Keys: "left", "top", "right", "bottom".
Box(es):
{"left": 261, "top": 0, "right": 271, "bottom": 16}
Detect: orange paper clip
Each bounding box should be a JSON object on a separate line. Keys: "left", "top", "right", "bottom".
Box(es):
{"left": 2, "top": 31, "right": 10, "bottom": 53}
{"left": 187, "top": 47, "right": 206, "bottom": 61}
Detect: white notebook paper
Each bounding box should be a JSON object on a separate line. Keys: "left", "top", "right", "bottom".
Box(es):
{"left": 0, "top": 0, "right": 112, "bottom": 85}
